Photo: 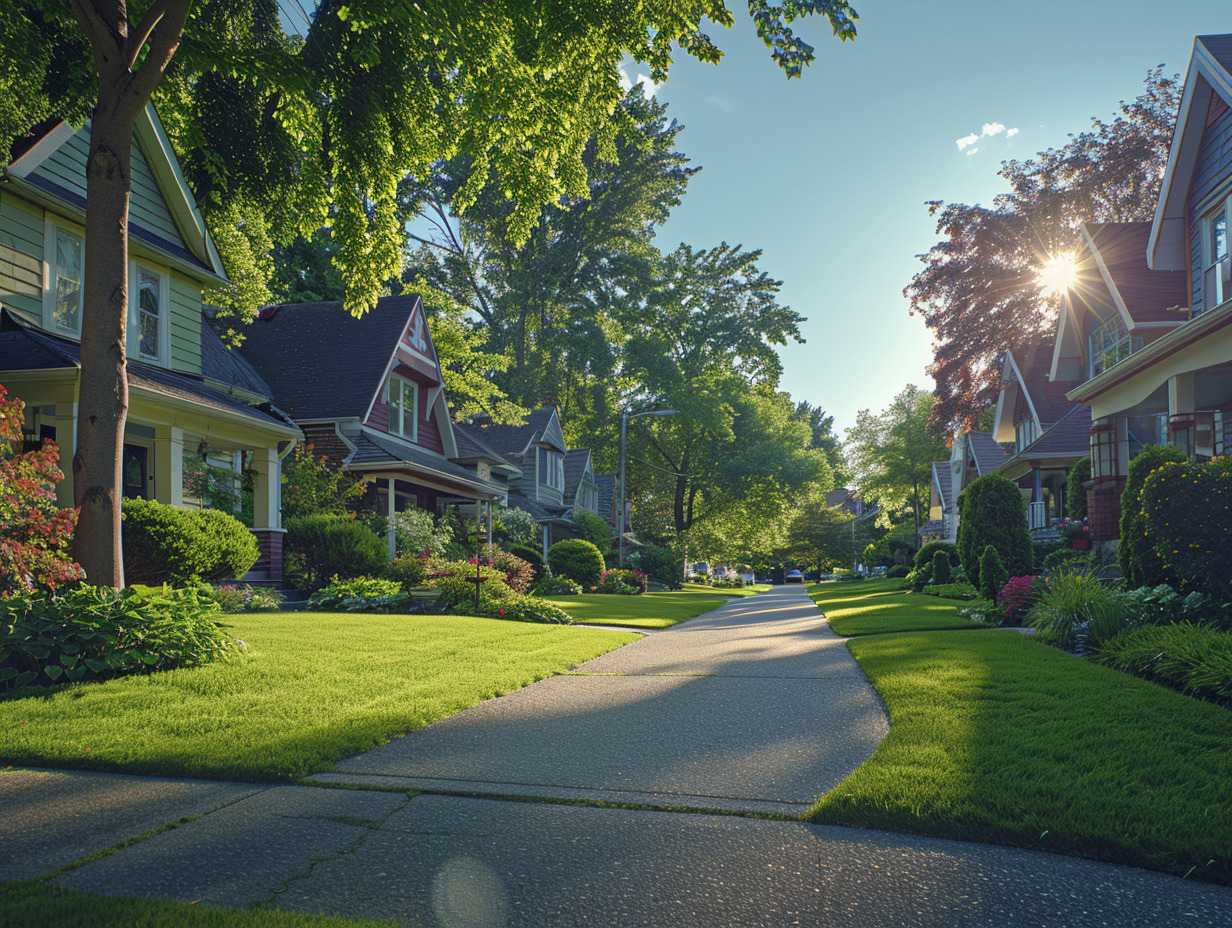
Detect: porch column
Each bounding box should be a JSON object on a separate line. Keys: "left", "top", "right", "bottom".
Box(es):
{"left": 45, "top": 403, "right": 77, "bottom": 509}
{"left": 387, "top": 477, "right": 397, "bottom": 561}
{"left": 1168, "top": 372, "right": 1196, "bottom": 419}
{"left": 247, "top": 447, "right": 285, "bottom": 584}
{"left": 542, "top": 524, "right": 549, "bottom": 563}
{"left": 153, "top": 425, "right": 183, "bottom": 507}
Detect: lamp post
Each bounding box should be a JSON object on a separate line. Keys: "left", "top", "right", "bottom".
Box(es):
{"left": 618, "top": 408, "right": 678, "bottom": 568}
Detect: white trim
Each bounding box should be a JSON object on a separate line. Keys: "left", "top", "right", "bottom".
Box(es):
{"left": 128, "top": 258, "right": 171, "bottom": 366}
{"left": 1004, "top": 351, "right": 1041, "bottom": 432}
{"left": 1081, "top": 225, "right": 1136, "bottom": 330}
{"left": 388, "top": 373, "right": 419, "bottom": 443}
{"left": 1049, "top": 292, "right": 1075, "bottom": 382}
{"left": 7, "top": 122, "right": 77, "bottom": 179}
{"left": 41, "top": 217, "right": 85, "bottom": 338}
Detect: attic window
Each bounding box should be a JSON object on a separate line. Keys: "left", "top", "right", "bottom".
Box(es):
{"left": 45, "top": 224, "right": 84, "bottom": 337}
{"left": 1200, "top": 200, "right": 1230, "bottom": 316}
{"left": 1088, "top": 315, "right": 1136, "bottom": 377}
{"left": 388, "top": 374, "right": 418, "bottom": 441}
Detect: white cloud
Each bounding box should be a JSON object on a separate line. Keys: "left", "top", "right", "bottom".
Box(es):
{"left": 956, "top": 121, "right": 1020, "bottom": 153}
{"left": 981, "top": 122, "right": 1007, "bottom": 137}
{"left": 966, "top": 147, "right": 979, "bottom": 156}
{"left": 956, "top": 133, "right": 980, "bottom": 151}
{"left": 1007, "top": 127, "right": 1020, "bottom": 138}
{"left": 618, "top": 63, "right": 659, "bottom": 97}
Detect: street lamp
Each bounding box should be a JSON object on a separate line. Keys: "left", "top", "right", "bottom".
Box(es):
{"left": 618, "top": 408, "right": 678, "bottom": 568}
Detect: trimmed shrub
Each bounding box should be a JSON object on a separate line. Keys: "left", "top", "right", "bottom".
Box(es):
{"left": 427, "top": 560, "right": 514, "bottom": 610}
{"left": 1043, "top": 547, "right": 1094, "bottom": 575}
{"left": 1094, "top": 622, "right": 1232, "bottom": 707}
{"left": 382, "top": 555, "right": 428, "bottom": 590}
{"left": 931, "top": 551, "right": 952, "bottom": 585}
{"left": 307, "top": 576, "right": 408, "bottom": 612}
{"left": 887, "top": 565, "right": 910, "bottom": 579}
{"left": 1066, "top": 457, "right": 1091, "bottom": 520}
{"left": 547, "top": 538, "right": 605, "bottom": 589}
{"left": 833, "top": 568, "right": 864, "bottom": 582}
{"left": 919, "top": 582, "right": 978, "bottom": 600}
{"left": 497, "top": 507, "right": 539, "bottom": 547}
{"left": 482, "top": 546, "right": 536, "bottom": 594}
{"left": 1118, "top": 444, "right": 1187, "bottom": 587}
{"left": 476, "top": 597, "right": 574, "bottom": 625}
{"left": 284, "top": 513, "right": 387, "bottom": 591}
{"left": 508, "top": 544, "right": 546, "bottom": 582}
{"left": 531, "top": 574, "right": 582, "bottom": 596}
{"left": 1139, "top": 459, "right": 1232, "bottom": 602}
{"left": 572, "top": 510, "right": 613, "bottom": 558}
{"left": 957, "top": 474, "right": 1032, "bottom": 584}
{"left": 630, "top": 544, "right": 685, "bottom": 590}
{"left": 122, "top": 498, "right": 259, "bottom": 584}
{"left": 0, "top": 585, "right": 240, "bottom": 690}
{"left": 978, "top": 545, "right": 1007, "bottom": 602}
{"left": 601, "top": 568, "right": 648, "bottom": 594}
{"left": 207, "top": 583, "right": 283, "bottom": 613}
{"left": 911, "top": 542, "right": 958, "bottom": 590}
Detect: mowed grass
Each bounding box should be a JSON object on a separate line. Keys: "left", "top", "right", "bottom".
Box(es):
{"left": 0, "top": 882, "right": 389, "bottom": 928}
{"left": 808, "top": 579, "right": 978, "bottom": 636}
{"left": 810, "top": 629, "right": 1232, "bottom": 884}
{"left": 545, "top": 590, "right": 733, "bottom": 629}
{"left": 681, "top": 582, "right": 771, "bottom": 597}
{"left": 0, "top": 612, "right": 637, "bottom": 781}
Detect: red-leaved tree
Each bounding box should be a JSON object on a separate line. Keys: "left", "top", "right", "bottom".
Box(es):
{"left": 0, "top": 385, "right": 85, "bottom": 594}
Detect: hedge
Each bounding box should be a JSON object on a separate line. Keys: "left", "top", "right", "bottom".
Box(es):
{"left": 122, "top": 498, "right": 259, "bottom": 584}
{"left": 1139, "top": 458, "right": 1232, "bottom": 601}
{"left": 1118, "top": 444, "right": 1187, "bottom": 588}
{"left": 284, "top": 513, "right": 387, "bottom": 590}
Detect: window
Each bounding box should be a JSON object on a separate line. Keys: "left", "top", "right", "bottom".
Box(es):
{"left": 1202, "top": 200, "right": 1230, "bottom": 315}
{"left": 387, "top": 375, "right": 417, "bottom": 440}
{"left": 133, "top": 265, "right": 164, "bottom": 362}
{"left": 1091, "top": 424, "right": 1119, "bottom": 478}
{"left": 1088, "top": 315, "right": 1138, "bottom": 377}
{"left": 1015, "top": 418, "right": 1038, "bottom": 453}
{"left": 538, "top": 447, "right": 563, "bottom": 490}
{"left": 44, "top": 224, "right": 84, "bottom": 336}
{"left": 1169, "top": 411, "right": 1224, "bottom": 461}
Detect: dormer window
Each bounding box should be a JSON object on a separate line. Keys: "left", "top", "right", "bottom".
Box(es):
{"left": 1201, "top": 199, "right": 1230, "bottom": 316}
{"left": 1015, "top": 419, "right": 1038, "bottom": 453}
{"left": 538, "top": 447, "right": 563, "bottom": 490}
{"left": 130, "top": 263, "right": 167, "bottom": 364}
{"left": 44, "top": 223, "right": 84, "bottom": 337}
{"left": 1088, "top": 315, "right": 1137, "bottom": 378}
{"left": 388, "top": 374, "right": 418, "bottom": 441}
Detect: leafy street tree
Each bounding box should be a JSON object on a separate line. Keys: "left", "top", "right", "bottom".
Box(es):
{"left": 844, "top": 385, "right": 948, "bottom": 532}
{"left": 906, "top": 68, "right": 1182, "bottom": 430}
{"left": 4, "top": 0, "right": 857, "bottom": 586}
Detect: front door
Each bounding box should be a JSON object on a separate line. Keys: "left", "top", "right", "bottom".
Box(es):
{"left": 122, "top": 444, "right": 150, "bottom": 499}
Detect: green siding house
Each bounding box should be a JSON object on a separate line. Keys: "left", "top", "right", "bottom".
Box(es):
{"left": 0, "top": 104, "right": 300, "bottom": 583}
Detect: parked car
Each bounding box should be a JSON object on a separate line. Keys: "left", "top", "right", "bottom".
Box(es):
{"left": 691, "top": 562, "right": 712, "bottom": 578}
{"left": 785, "top": 569, "right": 804, "bottom": 583}
{"left": 740, "top": 571, "right": 755, "bottom": 584}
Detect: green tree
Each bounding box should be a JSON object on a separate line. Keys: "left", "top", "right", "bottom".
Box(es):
{"left": 956, "top": 474, "right": 1033, "bottom": 583}
{"left": 844, "top": 385, "right": 948, "bottom": 532}
{"left": 5, "top": 0, "right": 856, "bottom": 586}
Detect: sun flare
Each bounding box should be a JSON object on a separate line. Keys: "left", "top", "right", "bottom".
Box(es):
{"left": 1037, "top": 253, "right": 1078, "bottom": 297}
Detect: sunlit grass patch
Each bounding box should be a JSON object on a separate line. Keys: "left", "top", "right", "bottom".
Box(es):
{"left": 545, "top": 591, "right": 731, "bottom": 628}
{"left": 808, "top": 581, "right": 977, "bottom": 636}
{"left": 0, "top": 612, "right": 636, "bottom": 781}
{"left": 810, "top": 630, "right": 1232, "bottom": 884}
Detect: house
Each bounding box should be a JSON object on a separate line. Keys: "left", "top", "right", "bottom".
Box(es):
{"left": 1066, "top": 35, "right": 1232, "bottom": 541}
{"left": 563, "top": 448, "right": 602, "bottom": 517}
{"left": 237, "top": 294, "right": 506, "bottom": 558}
{"left": 925, "top": 430, "right": 1009, "bottom": 543}
{"left": 0, "top": 105, "right": 299, "bottom": 582}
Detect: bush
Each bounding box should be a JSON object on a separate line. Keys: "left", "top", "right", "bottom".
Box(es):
{"left": 531, "top": 574, "right": 583, "bottom": 596}
{"left": 919, "top": 582, "right": 978, "bottom": 600}
{"left": 0, "top": 385, "right": 83, "bottom": 593}
{"left": 381, "top": 555, "right": 428, "bottom": 590}
{"left": 427, "top": 559, "right": 514, "bottom": 610}
{"left": 910, "top": 542, "right": 958, "bottom": 590}
{"left": 1115, "top": 584, "right": 1231, "bottom": 634}
{"left": 1043, "top": 548, "right": 1094, "bottom": 575}
{"left": 1139, "top": 458, "right": 1232, "bottom": 601}
{"left": 996, "top": 575, "right": 1038, "bottom": 627}
{"left": 958, "top": 598, "right": 1004, "bottom": 626}
{"left": 497, "top": 507, "right": 539, "bottom": 547}
{"left": 833, "top": 568, "right": 864, "bottom": 582}
{"left": 1026, "top": 571, "right": 1124, "bottom": 651}
{"left": 600, "top": 568, "right": 648, "bottom": 594}
{"left": 1033, "top": 537, "right": 1065, "bottom": 571}
{"left": 931, "top": 551, "right": 952, "bottom": 584}
{"left": 476, "top": 596, "right": 574, "bottom": 625}
{"left": 207, "top": 583, "right": 283, "bottom": 613}
{"left": 978, "top": 545, "right": 1007, "bottom": 602}
{"left": 547, "top": 538, "right": 605, "bottom": 589}
{"left": 629, "top": 544, "right": 685, "bottom": 590}
{"left": 957, "top": 474, "right": 1032, "bottom": 583}
{"left": 284, "top": 513, "right": 387, "bottom": 590}
{"left": 307, "top": 576, "right": 408, "bottom": 612}
{"left": 1094, "top": 623, "right": 1232, "bottom": 707}
{"left": 281, "top": 443, "right": 366, "bottom": 521}
{"left": 572, "top": 510, "right": 613, "bottom": 558}
{"left": 508, "top": 544, "right": 546, "bottom": 582}
{"left": 481, "top": 546, "right": 536, "bottom": 594}
{"left": 0, "top": 585, "right": 240, "bottom": 690}
{"left": 122, "top": 498, "right": 260, "bottom": 585}
{"left": 887, "top": 565, "right": 909, "bottom": 579}
{"left": 390, "top": 508, "right": 452, "bottom": 558}
{"left": 1118, "top": 444, "right": 1187, "bottom": 587}
{"left": 1066, "top": 457, "right": 1091, "bottom": 520}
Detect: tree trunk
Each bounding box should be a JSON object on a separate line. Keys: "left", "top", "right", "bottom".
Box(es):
{"left": 73, "top": 89, "right": 137, "bottom": 588}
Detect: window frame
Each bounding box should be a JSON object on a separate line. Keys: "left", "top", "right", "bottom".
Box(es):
{"left": 387, "top": 374, "right": 418, "bottom": 442}
{"left": 1201, "top": 197, "right": 1232, "bottom": 316}
{"left": 1014, "top": 418, "right": 1038, "bottom": 454}
{"left": 1091, "top": 423, "right": 1120, "bottom": 478}
{"left": 42, "top": 218, "right": 85, "bottom": 338}
{"left": 1087, "top": 314, "right": 1136, "bottom": 378}
{"left": 128, "top": 260, "right": 170, "bottom": 365}
{"left": 538, "top": 447, "right": 563, "bottom": 490}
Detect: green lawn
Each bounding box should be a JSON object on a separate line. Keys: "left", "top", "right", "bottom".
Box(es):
{"left": 807, "top": 592, "right": 1232, "bottom": 884}
{"left": 0, "top": 882, "right": 388, "bottom": 928}
{"left": 545, "top": 590, "right": 733, "bottom": 628}
{"left": 807, "top": 579, "right": 979, "bottom": 635}
{"left": 681, "top": 582, "right": 771, "bottom": 597}
{"left": 0, "top": 612, "right": 636, "bottom": 781}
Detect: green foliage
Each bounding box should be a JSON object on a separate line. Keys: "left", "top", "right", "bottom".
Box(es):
{"left": 476, "top": 597, "right": 574, "bottom": 625}
{"left": 181, "top": 450, "right": 243, "bottom": 517}
{"left": 887, "top": 565, "right": 910, "bottom": 579}
{"left": 1095, "top": 623, "right": 1232, "bottom": 707}
{"left": 597, "top": 569, "right": 643, "bottom": 595}
{"left": 381, "top": 555, "right": 428, "bottom": 590}
{"left": 306, "top": 577, "right": 408, "bottom": 613}
{"left": 480, "top": 546, "right": 536, "bottom": 594}
{"left": 1043, "top": 548, "right": 1095, "bottom": 574}
{"left": 931, "top": 551, "right": 952, "bottom": 584}
{"left": 1026, "top": 572, "right": 1123, "bottom": 651}
{"left": 978, "top": 545, "right": 1007, "bottom": 602}
{"left": 281, "top": 445, "right": 367, "bottom": 521}
{"left": 1066, "top": 457, "right": 1091, "bottom": 520}
{"left": 531, "top": 574, "right": 583, "bottom": 597}
{"left": 833, "top": 568, "right": 865, "bottom": 582}
{"left": 1118, "top": 444, "right": 1188, "bottom": 587}
{"left": 499, "top": 509, "right": 540, "bottom": 548}
{"left": 629, "top": 544, "right": 685, "bottom": 590}
{"left": 0, "top": 585, "right": 239, "bottom": 690}
{"left": 548, "top": 538, "right": 606, "bottom": 589}
{"left": 0, "top": 384, "right": 82, "bottom": 593}
{"left": 121, "top": 498, "right": 260, "bottom": 585}
{"left": 508, "top": 544, "right": 546, "bottom": 582}
{"left": 284, "top": 514, "right": 387, "bottom": 591}
{"left": 390, "top": 508, "right": 454, "bottom": 558}
{"left": 1139, "top": 459, "right": 1232, "bottom": 601}
{"left": 573, "top": 510, "right": 614, "bottom": 557}
{"left": 427, "top": 560, "right": 515, "bottom": 611}
{"left": 920, "top": 582, "right": 977, "bottom": 601}
{"left": 206, "top": 583, "right": 283, "bottom": 614}
{"left": 910, "top": 541, "right": 958, "bottom": 589}
{"left": 1116, "top": 584, "right": 1231, "bottom": 633}
{"left": 957, "top": 474, "right": 1032, "bottom": 582}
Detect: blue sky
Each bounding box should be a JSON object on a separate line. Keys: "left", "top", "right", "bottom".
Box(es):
{"left": 642, "top": 1, "right": 1228, "bottom": 434}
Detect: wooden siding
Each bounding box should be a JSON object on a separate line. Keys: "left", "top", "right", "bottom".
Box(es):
{"left": 0, "top": 192, "right": 44, "bottom": 322}
{"left": 365, "top": 369, "right": 446, "bottom": 454}
{"left": 1187, "top": 103, "right": 1232, "bottom": 312}
{"left": 169, "top": 276, "right": 201, "bottom": 374}
{"left": 27, "top": 125, "right": 187, "bottom": 252}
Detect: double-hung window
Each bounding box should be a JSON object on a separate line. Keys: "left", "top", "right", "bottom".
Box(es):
{"left": 130, "top": 263, "right": 167, "bottom": 363}
{"left": 1202, "top": 199, "right": 1231, "bottom": 315}
{"left": 1088, "top": 315, "right": 1135, "bottom": 377}
{"left": 388, "top": 374, "right": 417, "bottom": 441}
{"left": 538, "top": 447, "right": 563, "bottom": 490}
{"left": 44, "top": 223, "right": 84, "bottom": 337}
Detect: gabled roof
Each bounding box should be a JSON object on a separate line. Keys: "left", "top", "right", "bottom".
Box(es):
{"left": 563, "top": 448, "right": 593, "bottom": 499}
{"left": 239, "top": 295, "right": 426, "bottom": 421}
{"left": 595, "top": 473, "right": 616, "bottom": 521}
{"left": 505, "top": 492, "right": 574, "bottom": 525}
{"left": 966, "top": 431, "right": 1008, "bottom": 474}
{"left": 347, "top": 430, "right": 497, "bottom": 488}
{"left": 465, "top": 407, "right": 566, "bottom": 458}
{"left": 200, "top": 318, "right": 273, "bottom": 402}
{"left": 452, "top": 421, "right": 519, "bottom": 471}
{"left": 931, "top": 461, "right": 953, "bottom": 510}
{"left": 994, "top": 404, "right": 1093, "bottom": 475}
{"left": 1149, "top": 35, "right": 1232, "bottom": 270}
{"left": 1081, "top": 223, "right": 1189, "bottom": 325}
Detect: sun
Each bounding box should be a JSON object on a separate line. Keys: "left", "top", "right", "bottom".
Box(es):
{"left": 1037, "top": 252, "right": 1078, "bottom": 297}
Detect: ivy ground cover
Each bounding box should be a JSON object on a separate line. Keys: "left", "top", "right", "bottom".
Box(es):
{"left": 807, "top": 583, "right": 1232, "bottom": 884}
{"left": 545, "top": 590, "right": 734, "bottom": 629}
{"left": 0, "top": 612, "right": 636, "bottom": 781}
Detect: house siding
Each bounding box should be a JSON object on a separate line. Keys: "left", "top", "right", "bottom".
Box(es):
{"left": 0, "top": 191, "right": 44, "bottom": 322}
{"left": 1187, "top": 103, "right": 1232, "bottom": 313}
{"left": 169, "top": 276, "right": 202, "bottom": 374}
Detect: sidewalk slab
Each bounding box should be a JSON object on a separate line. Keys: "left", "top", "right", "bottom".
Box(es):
{"left": 0, "top": 767, "right": 262, "bottom": 881}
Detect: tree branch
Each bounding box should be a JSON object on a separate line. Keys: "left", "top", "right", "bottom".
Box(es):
{"left": 68, "top": 0, "right": 124, "bottom": 74}
{"left": 126, "top": 0, "right": 191, "bottom": 105}
{"left": 124, "top": 0, "right": 168, "bottom": 71}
